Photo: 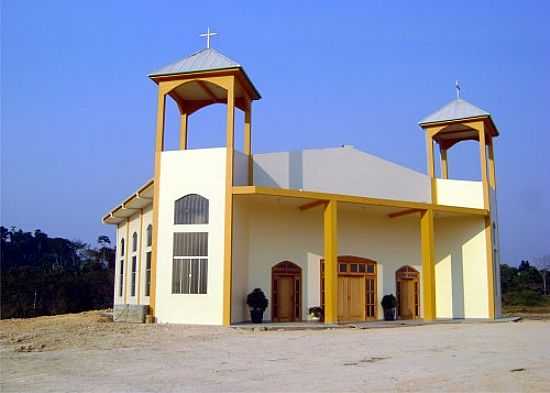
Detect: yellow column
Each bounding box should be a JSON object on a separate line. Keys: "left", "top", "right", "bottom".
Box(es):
{"left": 439, "top": 145, "right": 448, "bottom": 179}
{"left": 425, "top": 133, "right": 437, "bottom": 204}
{"left": 179, "top": 112, "right": 188, "bottom": 150}
{"left": 243, "top": 100, "right": 253, "bottom": 186}
{"left": 149, "top": 89, "right": 166, "bottom": 319}
{"left": 223, "top": 77, "right": 236, "bottom": 326}
{"left": 323, "top": 200, "right": 338, "bottom": 324}
{"left": 477, "top": 124, "right": 490, "bottom": 210}
{"left": 420, "top": 209, "right": 436, "bottom": 321}
{"left": 488, "top": 138, "right": 496, "bottom": 189}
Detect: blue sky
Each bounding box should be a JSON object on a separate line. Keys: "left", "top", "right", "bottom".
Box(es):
{"left": 2, "top": 0, "right": 549, "bottom": 265}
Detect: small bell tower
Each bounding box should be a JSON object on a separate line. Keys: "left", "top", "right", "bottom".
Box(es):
{"left": 419, "top": 91, "right": 499, "bottom": 210}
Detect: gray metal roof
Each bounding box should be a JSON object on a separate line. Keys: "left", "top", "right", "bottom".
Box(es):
{"left": 149, "top": 48, "right": 241, "bottom": 77}
{"left": 419, "top": 98, "right": 490, "bottom": 125}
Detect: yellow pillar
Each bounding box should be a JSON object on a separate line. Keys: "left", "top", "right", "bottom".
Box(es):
{"left": 420, "top": 209, "right": 436, "bottom": 321}
{"left": 439, "top": 145, "right": 448, "bottom": 179}
{"left": 488, "top": 138, "right": 496, "bottom": 189}
{"left": 243, "top": 100, "right": 253, "bottom": 186}
{"left": 323, "top": 200, "right": 338, "bottom": 324}
{"left": 223, "top": 77, "right": 236, "bottom": 326}
{"left": 149, "top": 89, "right": 166, "bottom": 319}
{"left": 179, "top": 112, "right": 188, "bottom": 150}
{"left": 477, "top": 124, "right": 490, "bottom": 210}
{"left": 425, "top": 133, "right": 437, "bottom": 204}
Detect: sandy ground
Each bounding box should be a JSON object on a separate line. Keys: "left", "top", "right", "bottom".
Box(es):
{"left": 1, "top": 311, "right": 549, "bottom": 393}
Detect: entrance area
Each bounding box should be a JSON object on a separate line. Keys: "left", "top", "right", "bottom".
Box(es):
{"left": 271, "top": 261, "right": 302, "bottom": 322}
{"left": 321, "top": 256, "right": 377, "bottom": 322}
{"left": 396, "top": 266, "right": 420, "bottom": 319}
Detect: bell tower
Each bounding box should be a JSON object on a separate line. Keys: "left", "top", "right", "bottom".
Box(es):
{"left": 146, "top": 36, "right": 261, "bottom": 324}
{"left": 419, "top": 93, "right": 501, "bottom": 319}
{"left": 419, "top": 95, "right": 499, "bottom": 209}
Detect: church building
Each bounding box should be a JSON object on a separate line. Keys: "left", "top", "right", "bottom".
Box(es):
{"left": 102, "top": 37, "right": 502, "bottom": 325}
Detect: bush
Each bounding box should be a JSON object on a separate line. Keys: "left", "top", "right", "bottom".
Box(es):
{"left": 381, "top": 294, "right": 397, "bottom": 309}
{"left": 246, "top": 288, "right": 268, "bottom": 311}
{"left": 503, "top": 289, "right": 544, "bottom": 306}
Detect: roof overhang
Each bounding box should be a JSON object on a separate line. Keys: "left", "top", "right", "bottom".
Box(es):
{"left": 232, "top": 186, "right": 489, "bottom": 218}
{"left": 419, "top": 115, "right": 499, "bottom": 138}
{"left": 102, "top": 179, "right": 154, "bottom": 225}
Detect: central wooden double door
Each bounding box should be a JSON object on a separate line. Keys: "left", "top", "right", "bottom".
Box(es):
{"left": 321, "top": 256, "right": 378, "bottom": 322}
{"left": 337, "top": 276, "right": 365, "bottom": 321}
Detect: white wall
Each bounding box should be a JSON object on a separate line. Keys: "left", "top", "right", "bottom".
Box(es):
{"left": 233, "top": 199, "right": 424, "bottom": 322}
{"left": 435, "top": 215, "right": 490, "bottom": 319}
{"left": 155, "top": 148, "right": 227, "bottom": 325}
{"left": 436, "top": 179, "right": 484, "bottom": 209}
{"left": 232, "top": 198, "right": 492, "bottom": 322}
{"left": 253, "top": 146, "right": 432, "bottom": 203}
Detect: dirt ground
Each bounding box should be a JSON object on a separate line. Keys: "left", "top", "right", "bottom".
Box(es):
{"left": 1, "top": 311, "right": 549, "bottom": 393}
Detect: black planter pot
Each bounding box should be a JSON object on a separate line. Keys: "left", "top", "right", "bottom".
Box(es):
{"left": 250, "top": 309, "right": 264, "bottom": 323}
{"left": 383, "top": 307, "right": 396, "bottom": 321}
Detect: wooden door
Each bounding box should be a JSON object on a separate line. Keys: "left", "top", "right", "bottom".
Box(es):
{"left": 399, "top": 280, "right": 415, "bottom": 319}
{"left": 272, "top": 261, "right": 302, "bottom": 322}
{"left": 348, "top": 277, "right": 366, "bottom": 321}
{"left": 276, "top": 277, "right": 294, "bottom": 322}
{"left": 338, "top": 276, "right": 366, "bottom": 321}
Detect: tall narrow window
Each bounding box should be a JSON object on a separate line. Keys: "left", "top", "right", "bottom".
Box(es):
{"left": 132, "top": 232, "right": 138, "bottom": 253}
{"left": 119, "top": 259, "right": 124, "bottom": 297}
{"left": 146, "top": 224, "right": 153, "bottom": 247}
{"left": 131, "top": 256, "right": 137, "bottom": 296}
{"left": 172, "top": 232, "right": 208, "bottom": 294}
{"left": 145, "top": 251, "right": 152, "bottom": 297}
{"left": 120, "top": 238, "right": 125, "bottom": 256}
{"left": 174, "top": 194, "right": 209, "bottom": 224}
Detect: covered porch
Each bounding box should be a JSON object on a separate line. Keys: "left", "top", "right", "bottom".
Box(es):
{"left": 230, "top": 186, "right": 490, "bottom": 324}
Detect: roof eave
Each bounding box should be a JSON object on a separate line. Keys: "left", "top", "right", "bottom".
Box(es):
{"left": 418, "top": 114, "right": 499, "bottom": 136}
{"left": 148, "top": 67, "right": 261, "bottom": 100}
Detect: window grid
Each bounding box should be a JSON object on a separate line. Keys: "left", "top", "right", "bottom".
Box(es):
{"left": 145, "top": 251, "right": 152, "bottom": 297}
{"left": 131, "top": 256, "right": 137, "bottom": 297}
{"left": 174, "top": 194, "right": 209, "bottom": 225}
{"left": 118, "top": 259, "right": 124, "bottom": 297}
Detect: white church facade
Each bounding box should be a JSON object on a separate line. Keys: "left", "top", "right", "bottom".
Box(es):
{"left": 103, "top": 44, "right": 502, "bottom": 325}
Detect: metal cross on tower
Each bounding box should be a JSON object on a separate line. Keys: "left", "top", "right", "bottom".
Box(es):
{"left": 455, "top": 80, "right": 461, "bottom": 99}
{"left": 200, "top": 27, "right": 218, "bottom": 49}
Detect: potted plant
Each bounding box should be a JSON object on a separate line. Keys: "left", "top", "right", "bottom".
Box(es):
{"left": 308, "top": 306, "right": 323, "bottom": 321}
{"left": 246, "top": 288, "right": 268, "bottom": 323}
{"left": 381, "top": 294, "right": 397, "bottom": 321}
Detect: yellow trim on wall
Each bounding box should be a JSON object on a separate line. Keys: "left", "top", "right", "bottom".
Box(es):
{"left": 223, "top": 76, "right": 236, "bottom": 326}
{"left": 323, "top": 200, "right": 338, "bottom": 324}
{"left": 420, "top": 209, "right": 436, "bottom": 320}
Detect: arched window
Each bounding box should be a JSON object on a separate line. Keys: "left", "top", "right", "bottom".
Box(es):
{"left": 120, "top": 238, "right": 125, "bottom": 256}
{"left": 132, "top": 232, "right": 138, "bottom": 253}
{"left": 174, "top": 194, "right": 209, "bottom": 224}
{"left": 146, "top": 224, "right": 153, "bottom": 247}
